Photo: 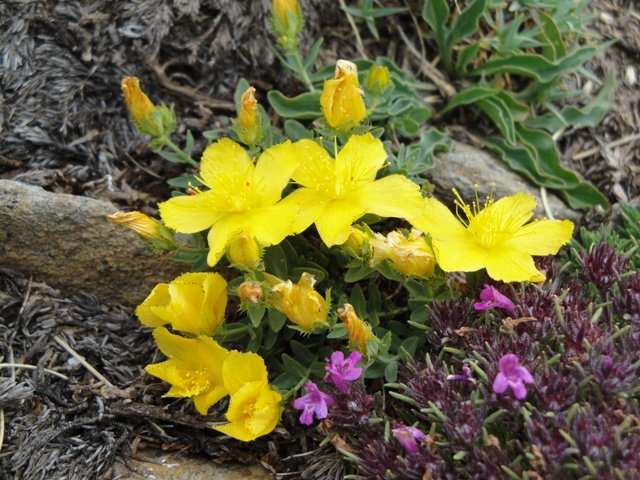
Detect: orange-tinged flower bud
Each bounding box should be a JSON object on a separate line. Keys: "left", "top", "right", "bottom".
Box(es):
{"left": 238, "top": 281, "right": 264, "bottom": 304}
{"left": 320, "top": 60, "right": 366, "bottom": 130}
{"left": 235, "top": 86, "right": 262, "bottom": 147}
{"left": 371, "top": 229, "right": 436, "bottom": 277}
{"left": 121, "top": 77, "right": 155, "bottom": 131}
{"left": 107, "top": 211, "right": 161, "bottom": 240}
{"left": 270, "top": 272, "right": 329, "bottom": 331}
{"left": 366, "top": 65, "right": 390, "bottom": 95}
{"left": 338, "top": 303, "right": 375, "bottom": 355}
{"left": 227, "top": 233, "right": 262, "bottom": 270}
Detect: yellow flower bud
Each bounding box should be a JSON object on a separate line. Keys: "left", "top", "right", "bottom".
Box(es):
{"left": 107, "top": 211, "right": 161, "bottom": 240}
{"left": 320, "top": 60, "right": 367, "bottom": 130}
{"left": 227, "top": 233, "right": 262, "bottom": 270}
{"left": 272, "top": 0, "right": 304, "bottom": 46}
{"left": 371, "top": 229, "right": 436, "bottom": 277}
{"left": 235, "top": 86, "right": 262, "bottom": 147}
{"left": 365, "top": 65, "right": 390, "bottom": 95}
{"left": 338, "top": 303, "right": 375, "bottom": 355}
{"left": 237, "top": 281, "right": 264, "bottom": 304}
{"left": 342, "top": 226, "right": 373, "bottom": 258}
{"left": 121, "top": 77, "right": 156, "bottom": 133}
{"left": 269, "top": 272, "right": 329, "bottom": 331}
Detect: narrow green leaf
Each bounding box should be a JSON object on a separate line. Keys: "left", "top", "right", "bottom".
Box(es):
{"left": 247, "top": 303, "right": 265, "bottom": 327}
{"left": 384, "top": 362, "right": 398, "bottom": 383}
{"left": 304, "top": 38, "right": 324, "bottom": 70}
{"left": 476, "top": 96, "right": 517, "bottom": 145}
{"left": 456, "top": 42, "right": 480, "bottom": 74}
{"left": 441, "top": 85, "right": 498, "bottom": 115}
{"left": 268, "top": 309, "right": 287, "bottom": 332}
{"left": 537, "top": 10, "right": 566, "bottom": 60}
{"left": 422, "top": 0, "right": 449, "bottom": 49}
{"left": 448, "top": 0, "right": 488, "bottom": 46}
{"left": 267, "top": 90, "right": 322, "bottom": 119}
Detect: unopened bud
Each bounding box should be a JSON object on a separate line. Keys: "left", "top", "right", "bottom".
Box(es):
{"left": 235, "top": 86, "right": 262, "bottom": 147}
{"left": 107, "top": 211, "right": 161, "bottom": 240}
{"left": 227, "top": 233, "right": 262, "bottom": 270}
{"left": 238, "top": 281, "right": 264, "bottom": 304}
{"left": 320, "top": 60, "right": 366, "bottom": 130}
{"left": 366, "top": 65, "right": 390, "bottom": 95}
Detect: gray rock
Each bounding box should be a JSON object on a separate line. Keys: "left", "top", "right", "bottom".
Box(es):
{"left": 0, "top": 180, "right": 188, "bottom": 306}
{"left": 428, "top": 141, "right": 582, "bottom": 222}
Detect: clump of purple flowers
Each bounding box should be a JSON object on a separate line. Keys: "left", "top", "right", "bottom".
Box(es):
{"left": 324, "top": 350, "right": 363, "bottom": 393}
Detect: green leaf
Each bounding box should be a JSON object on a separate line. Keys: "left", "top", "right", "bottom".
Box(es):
{"left": 441, "top": 85, "right": 498, "bottom": 115}
{"left": 234, "top": 78, "right": 251, "bottom": 111}
{"left": 290, "top": 340, "right": 315, "bottom": 364}
{"left": 344, "top": 264, "right": 376, "bottom": 282}
{"left": 283, "top": 119, "right": 313, "bottom": 141}
{"left": 350, "top": 284, "right": 367, "bottom": 316}
{"left": 456, "top": 42, "right": 480, "bottom": 74}
{"left": 476, "top": 96, "right": 517, "bottom": 145}
{"left": 267, "top": 90, "right": 322, "bottom": 119}
{"left": 422, "top": 0, "right": 449, "bottom": 49}
{"left": 473, "top": 46, "right": 599, "bottom": 82}
{"left": 247, "top": 303, "right": 265, "bottom": 328}
{"left": 384, "top": 361, "right": 398, "bottom": 383}
{"left": 263, "top": 244, "right": 288, "bottom": 278}
{"left": 525, "top": 74, "right": 615, "bottom": 132}
{"left": 166, "top": 174, "right": 202, "bottom": 190}
{"left": 304, "top": 38, "right": 324, "bottom": 70}
{"left": 448, "top": 0, "right": 488, "bottom": 46}
{"left": 281, "top": 353, "right": 307, "bottom": 378}
{"left": 537, "top": 11, "right": 566, "bottom": 61}
{"left": 268, "top": 309, "right": 287, "bottom": 332}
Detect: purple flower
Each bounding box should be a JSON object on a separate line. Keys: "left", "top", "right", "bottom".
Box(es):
{"left": 392, "top": 423, "right": 426, "bottom": 454}
{"left": 293, "top": 381, "right": 335, "bottom": 425}
{"left": 474, "top": 285, "right": 516, "bottom": 315}
{"left": 325, "top": 350, "right": 363, "bottom": 393}
{"left": 493, "top": 353, "right": 534, "bottom": 399}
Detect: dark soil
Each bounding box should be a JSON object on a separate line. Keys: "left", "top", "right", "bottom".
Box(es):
{"left": 0, "top": 0, "right": 638, "bottom": 479}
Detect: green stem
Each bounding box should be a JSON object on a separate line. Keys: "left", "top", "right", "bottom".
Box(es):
{"left": 164, "top": 137, "right": 198, "bottom": 167}
{"left": 289, "top": 48, "right": 316, "bottom": 93}
{"left": 281, "top": 374, "right": 310, "bottom": 401}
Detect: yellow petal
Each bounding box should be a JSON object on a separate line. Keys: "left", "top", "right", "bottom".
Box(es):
{"left": 136, "top": 283, "right": 170, "bottom": 327}
{"left": 411, "top": 197, "right": 468, "bottom": 239}
{"left": 206, "top": 215, "right": 243, "bottom": 267}
{"left": 478, "top": 192, "right": 537, "bottom": 229}
{"left": 159, "top": 191, "right": 220, "bottom": 234}
{"left": 279, "top": 188, "right": 328, "bottom": 234}
{"left": 199, "top": 138, "right": 253, "bottom": 190}
{"left": 252, "top": 141, "right": 303, "bottom": 204}
{"left": 161, "top": 282, "right": 205, "bottom": 335}
{"left": 152, "top": 326, "right": 228, "bottom": 368}
{"left": 222, "top": 351, "right": 268, "bottom": 395}
{"left": 485, "top": 248, "right": 545, "bottom": 282}
{"left": 244, "top": 203, "right": 300, "bottom": 246}
{"left": 336, "top": 133, "right": 387, "bottom": 187}
{"left": 201, "top": 273, "right": 228, "bottom": 334}
{"left": 290, "top": 139, "right": 337, "bottom": 195}
{"left": 315, "top": 199, "right": 368, "bottom": 247}
{"left": 355, "top": 175, "right": 423, "bottom": 219}
{"left": 431, "top": 234, "right": 488, "bottom": 273}
{"left": 192, "top": 385, "right": 228, "bottom": 415}
{"left": 145, "top": 361, "right": 188, "bottom": 394}
{"left": 506, "top": 219, "right": 574, "bottom": 256}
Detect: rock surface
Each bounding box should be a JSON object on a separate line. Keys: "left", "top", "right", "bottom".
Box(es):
{"left": 0, "top": 180, "right": 188, "bottom": 306}
{"left": 113, "top": 449, "right": 272, "bottom": 480}
{"left": 429, "top": 141, "right": 582, "bottom": 222}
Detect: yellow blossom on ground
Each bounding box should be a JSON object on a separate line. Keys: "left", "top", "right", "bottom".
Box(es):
{"left": 320, "top": 60, "right": 366, "bottom": 129}
{"left": 268, "top": 272, "right": 329, "bottom": 331}
{"left": 371, "top": 229, "right": 436, "bottom": 277}
{"left": 214, "top": 380, "right": 282, "bottom": 441}
{"left": 279, "top": 133, "right": 424, "bottom": 247}
{"left": 411, "top": 191, "right": 574, "bottom": 282}
{"left": 145, "top": 326, "right": 230, "bottom": 415}
{"left": 158, "top": 138, "right": 302, "bottom": 267}
{"left": 136, "top": 272, "right": 227, "bottom": 336}
{"left": 107, "top": 211, "right": 161, "bottom": 240}
{"left": 339, "top": 303, "right": 375, "bottom": 355}
{"left": 235, "top": 86, "right": 262, "bottom": 147}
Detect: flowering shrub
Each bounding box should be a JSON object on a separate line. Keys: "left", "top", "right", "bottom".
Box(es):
{"left": 107, "top": 0, "right": 640, "bottom": 477}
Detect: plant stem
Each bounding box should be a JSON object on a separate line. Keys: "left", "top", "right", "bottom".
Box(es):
{"left": 164, "top": 137, "right": 198, "bottom": 167}
{"left": 290, "top": 49, "right": 316, "bottom": 92}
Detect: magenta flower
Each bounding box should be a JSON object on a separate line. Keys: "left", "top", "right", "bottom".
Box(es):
{"left": 325, "top": 350, "right": 363, "bottom": 393}
{"left": 293, "top": 381, "right": 335, "bottom": 425}
{"left": 493, "top": 353, "right": 534, "bottom": 399}
{"left": 392, "top": 423, "right": 426, "bottom": 454}
{"left": 474, "top": 284, "right": 516, "bottom": 315}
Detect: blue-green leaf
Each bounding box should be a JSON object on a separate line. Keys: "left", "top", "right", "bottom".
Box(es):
{"left": 267, "top": 90, "right": 322, "bottom": 119}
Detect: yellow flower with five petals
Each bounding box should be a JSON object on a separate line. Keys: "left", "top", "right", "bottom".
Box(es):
{"left": 159, "top": 138, "right": 302, "bottom": 267}
{"left": 280, "top": 133, "right": 424, "bottom": 247}
{"left": 145, "top": 326, "right": 230, "bottom": 415}
{"left": 411, "top": 191, "right": 574, "bottom": 282}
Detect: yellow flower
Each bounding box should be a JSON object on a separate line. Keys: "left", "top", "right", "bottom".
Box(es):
{"left": 235, "top": 86, "right": 262, "bottom": 147}
{"left": 145, "top": 326, "right": 230, "bottom": 415}
{"left": 338, "top": 303, "right": 375, "bottom": 355}
{"left": 227, "top": 232, "right": 262, "bottom": 270}
{"left": 342, "top": 225, "right": 374, "bottom": 257}
{"left": 268, "top": 272, "right": 329, "bottom": 331}
{"left": 280, "top": 133, "right": 424, "bottom": 247}
{"left": 136, "top": 272, "right": 228, "bottom": 336}
{"left": 365, "top": 65, "right": 390, "bottom": 95}
{"left": 159, "top": 138, "right": 302, "bottom": 267}
{"left": 371, "top": 229, "right": 436, "bottom": 277}
{"left": 213, "top": 350, "right": 282, "bottom": 441}
{"left": 121, "top": 77, "right": 155, "bottom": 130}
{"left": 320, "top": 60, "right": 367, "bottom": 130}
{"left": 411, "top": 191, "right": 574, "bottom": 282}
{"left": 271, "top": 0, "right": 303, "bottom": 46}
{"left": 107, "top": 211, "right": 161, "bottom": 239}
